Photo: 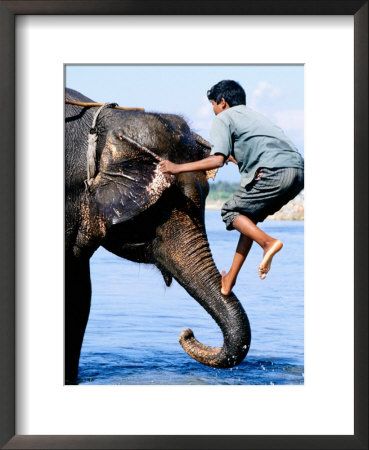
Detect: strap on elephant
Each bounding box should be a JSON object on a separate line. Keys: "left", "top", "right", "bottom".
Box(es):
{"left": 86, "top": 103, "right": 117, "bottom": 188}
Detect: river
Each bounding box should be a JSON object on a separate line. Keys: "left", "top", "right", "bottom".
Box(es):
{"left": 77, "top": 211, "right": 304, "bottom": 385}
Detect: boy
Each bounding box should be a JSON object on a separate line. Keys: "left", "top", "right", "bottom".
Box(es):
{"left": 159, "top": 80, "right": 304, "bottom": 295}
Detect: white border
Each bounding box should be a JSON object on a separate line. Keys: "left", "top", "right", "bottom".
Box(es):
{"left": 16, "top": 16, "right": 354, "bottom": 435}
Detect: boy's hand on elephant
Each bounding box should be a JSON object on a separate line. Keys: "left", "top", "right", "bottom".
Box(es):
{"left": 159, "top": 160, "right": 180, "bottom": 175}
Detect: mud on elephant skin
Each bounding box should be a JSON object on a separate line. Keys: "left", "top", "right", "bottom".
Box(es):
{"left": 65, "top": 88, "right": 251, "bottom": 382}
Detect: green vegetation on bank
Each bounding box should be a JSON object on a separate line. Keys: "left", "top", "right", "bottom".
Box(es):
{"left": 208, "top": 181, "right": 240, "bottom": 201}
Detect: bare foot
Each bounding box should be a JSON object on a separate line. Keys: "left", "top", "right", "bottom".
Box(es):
{"left": 221, "top": 270, "right": 235, "bottom": 296}
{"left": 258, "top": 239, "right": 283, "bottom": 280}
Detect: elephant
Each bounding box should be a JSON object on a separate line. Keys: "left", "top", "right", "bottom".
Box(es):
{"left": 65, "top": 88, "right": 251, "bottom": 382}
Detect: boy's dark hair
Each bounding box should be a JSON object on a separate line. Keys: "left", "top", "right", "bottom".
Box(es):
{"left": 207, "top": 80, "right": 246, "bottom": 107}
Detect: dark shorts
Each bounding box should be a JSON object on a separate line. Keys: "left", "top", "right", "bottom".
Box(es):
{"left": 221, "top": 167, "right": 304, "bottom": 230}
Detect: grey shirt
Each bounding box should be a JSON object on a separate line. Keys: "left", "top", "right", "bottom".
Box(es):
{"left": 209, "top": 105, "right": 304, "bottom": 187}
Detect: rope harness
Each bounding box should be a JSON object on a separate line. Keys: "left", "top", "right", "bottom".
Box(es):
{"left": 86, "top": 103, "right": 118, "bottom": 187}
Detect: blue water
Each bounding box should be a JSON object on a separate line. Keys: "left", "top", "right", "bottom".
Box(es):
{"left": 78, "top": 211, "right": 304, "bottom": 385}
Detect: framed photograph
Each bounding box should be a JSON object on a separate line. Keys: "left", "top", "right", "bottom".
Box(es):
{"left": 64, "top": 63, "right": 305, "bottom": 388}
{"left": 1, "top": 1, "right": 367, "bottom": 449}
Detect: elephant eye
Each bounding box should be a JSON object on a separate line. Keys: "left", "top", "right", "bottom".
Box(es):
{"left": 113, "top": 129, "right": 124, "bottom": 141}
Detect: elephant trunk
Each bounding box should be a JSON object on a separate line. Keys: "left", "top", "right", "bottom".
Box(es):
{"left": 155, "top": 210, "right": 251, "bottom": 368}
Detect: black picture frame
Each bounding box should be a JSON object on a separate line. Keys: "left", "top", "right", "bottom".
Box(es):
{"left": 0, "top": 1, "right": 367, "bottom": 449}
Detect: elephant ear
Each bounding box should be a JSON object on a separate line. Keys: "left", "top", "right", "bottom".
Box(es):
{"left": 92, "top": 154, "right": 173, "bottom": 225}
{"left": 193, "top": 133, "right": 218, "bottom": 180}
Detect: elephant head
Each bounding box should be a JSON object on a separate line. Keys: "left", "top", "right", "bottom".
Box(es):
{"left": 65, "top": 88, "right": 251, "bottom": 379}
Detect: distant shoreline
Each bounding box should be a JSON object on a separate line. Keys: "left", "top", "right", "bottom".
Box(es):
{"left": 205, "top": 195, "right": 304, "bottom": 221}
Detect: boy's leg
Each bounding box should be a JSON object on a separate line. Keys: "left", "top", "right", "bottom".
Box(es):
{"left": 233, "top": 214, "right": 283, "bottom": 280}
{"left": 221, "top": 214, "right": 283, "bottom": 295}
{"left": 221, "top": 233, "right": 253, "bottom": 295}
{"left": 220, "top": 168, "right": 304, "bottom": 294}
{"left": 233, "top": 214, "right": 283, "bottom": 279}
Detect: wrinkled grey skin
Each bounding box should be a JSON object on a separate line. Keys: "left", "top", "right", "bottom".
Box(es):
{"left": 65, "top": 88, "right": 251, "bottom": 382}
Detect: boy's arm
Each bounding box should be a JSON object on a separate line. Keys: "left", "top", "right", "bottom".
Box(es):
{"left": 159, "top": 154, "right": 225, "bottom": 175}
